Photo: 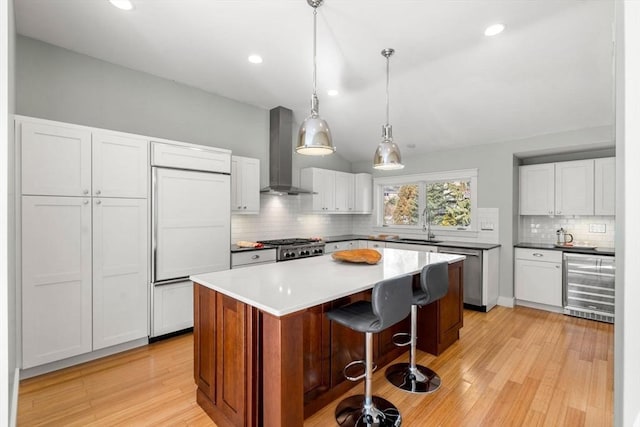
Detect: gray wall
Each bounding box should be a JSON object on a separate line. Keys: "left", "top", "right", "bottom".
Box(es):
{"left": 15, "top": 36, "right": 352, "bottom": 190}
{"left": 353, "top": 125, "right": 613, "bottom": 302}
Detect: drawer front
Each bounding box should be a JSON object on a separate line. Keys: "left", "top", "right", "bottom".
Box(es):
{"left": 325, "top": 241, "right": 354, "bottom": 254}
{"left": 152, "top": 142, "right": 230, "bottom": 173}
{"left": 515, "top": 248, "right": 562, "bottom": 263}
{"left": 231, "top": 249, "right": 277, "bottom": 267}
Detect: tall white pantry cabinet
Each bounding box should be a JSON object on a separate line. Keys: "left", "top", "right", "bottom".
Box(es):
{"left": 18, "top": 118, "right": 149, "bottom": 369}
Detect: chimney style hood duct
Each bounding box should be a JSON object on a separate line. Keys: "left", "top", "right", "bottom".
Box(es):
{"left": 261, "top": 106, "right": 314, "bottom": 195}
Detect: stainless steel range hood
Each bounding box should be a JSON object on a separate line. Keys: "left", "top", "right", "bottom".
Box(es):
{"left": 260, "top": 106, "right": 314, "bottom": 195}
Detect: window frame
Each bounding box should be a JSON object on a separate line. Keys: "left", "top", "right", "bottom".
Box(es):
{"left": 373, "top": 168, "right": 478, "bottom": 235}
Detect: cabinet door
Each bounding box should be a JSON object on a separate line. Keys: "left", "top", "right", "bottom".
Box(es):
{"left": 231, "top": 156, "right": 260, "bottom": 213}
{"left": 320, "top": 169, "right": 336, "bottom": 212}
{"left": 324, "top": 241, "right": 354, "bottom": 254}
{"left": 93, "top": 198, "right": 149, "bottom": 350}
{"left": 594, "top": 157, "right": 615, "bottom": 215}
{"left": 92, "top": 133, "right": 149, "bottom": 199}
{"left": 555, "top": 159, "right": 594, "bottom": 215}
{"left": 354, "top": 173, "right": 373, "bottom": 214}
{"left": 152, "top": 281, "right": 194, "bottom": 337}
{"left": 21, "top": 196, "right": 92, "bottom": 368}
{"left": 334, "top": 172, "right": 354, "bottom": 213}
{"left": 21, "top": 122, "right": 91, "bottom": 197}
{"left": 519, "top": 163, "right": 555, "bottom": 215}
{"left": 514, "top": 259, "right": 562, "bottom": 307}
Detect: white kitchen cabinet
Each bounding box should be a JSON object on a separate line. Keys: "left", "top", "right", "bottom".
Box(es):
{"left": 385, "top": 242, "right": 438, "bottom": 252}
{"left": 92, "top": 198, "right": 148, "bottom": 350}
{"left": 520, "top": 159, "right": 602, "bottom": 216}
{"left": 324, "top": 240, "right": 356, "bottom": 254}
{"left": 18, "top": 117, "right": 150, "bottom": 369}
{"left": 92, "top": 132, "right": 149, "bottom": 199}
{"left": 152, "top": 280, "right": 193, "bottom": 337}
{"left": 367, "top": 241, "right": 386, "bottom": 254}
{"left": 21, "top": 196, "right": 93, "bottom": 368}
{"left": 555, "top": 159, "right": 594, "bottom": 216}
{"left": 594, "top": 157, "right": 615, "bottom": 215}
{"left": 354, "top": 173, "right": 373, "bottom": 214}
{"left": 20, "top": 122, "right": 92, "bottom": 197}
{"left": 519, "top": 163, "right": 555, "bottom": 215}
{"left": 514, "top": 248, "right": 562, "bottom": 310}
{"left": 231, "top": 249, "right": 277, "bottom": 268}
{"left": 335, "top": 171, "right": 355, "bottom": 213}
{"left": 20, "top": 122, "right": 149, "bottom": 198}
{"left": 231, "top": 156, "right": 260, "bottom": 214}
{"left": 301, "top": 167, "right": 357, "bottom": 213}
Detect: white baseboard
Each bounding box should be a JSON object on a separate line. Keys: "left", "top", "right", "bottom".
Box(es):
{"left": 9, "top": 368, "right": 19, "bottom": 427}
{"left": 20, "top": 337, "right": 148, "bottom": 379}
{"left": 497, "top": 296, "right": 515, "bottom": 308}
{"left": 515, "top": 299, "right": 564, "bottom": 314}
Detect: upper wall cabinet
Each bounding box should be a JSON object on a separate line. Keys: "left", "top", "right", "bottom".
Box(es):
{"left": 519, "top": 163, "right": 555, "bottom": 215}
{"left": 594, "top": 157, "right": 616, "bottom": 215}
{"left": 520, "top": 158, "right": 614, "bottom": 216}
{"left": 231, "top": 156, "right": 260, "bottom": 214}
{"left": 555, "top": 159, "right": 594, "bottom": 216}
{"left": 20, "top": 121, "right": 149, "bottom": 198}
{"left": 300, "top": 168, "right": 371, "bottom": 214}
{"left": 354, "top": 173, "right": 373, "bottom": 214}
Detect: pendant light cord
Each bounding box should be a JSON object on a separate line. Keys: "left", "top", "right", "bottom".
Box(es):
{"left": 385, "top": 53, "right": 390, "bottom": 126}
{"left": 313, "top": 8, "right": 318, "bottom": 97}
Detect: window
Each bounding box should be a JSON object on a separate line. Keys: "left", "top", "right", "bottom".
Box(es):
{"left": 376, "top": 169, "right": 478, "bottom": 232}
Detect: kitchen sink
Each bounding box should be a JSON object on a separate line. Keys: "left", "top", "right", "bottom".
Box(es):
{"left": 398, "top": 238, "right": 442, "bottom": 244}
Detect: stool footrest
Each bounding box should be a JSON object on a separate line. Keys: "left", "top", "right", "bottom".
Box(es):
{"left": 343, "top": 359, "right": 377, "bottom": 382}
{"left": 392, "top": 332, "right": 412, "bottom": 347}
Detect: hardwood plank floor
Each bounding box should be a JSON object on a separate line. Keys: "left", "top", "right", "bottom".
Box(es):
{"left": 18, "top": 306, "right": 613, "bottom": 426}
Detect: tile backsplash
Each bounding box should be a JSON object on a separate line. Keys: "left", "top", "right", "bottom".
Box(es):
{"left": 231, "top": 195, "right": 353, "bottom": 242}
{"left": 519, "top": 215, "right": 615, "bottom": 248}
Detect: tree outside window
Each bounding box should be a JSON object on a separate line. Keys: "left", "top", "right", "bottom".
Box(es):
{"left": 383, "top": 184, "right": 419, "bottom": 226}
{"left": 426, "top": 181, "right": 471, "bottom": 227}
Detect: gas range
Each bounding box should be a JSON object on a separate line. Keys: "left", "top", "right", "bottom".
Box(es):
{"left": 257, "top": 238, "right": 325, "bottom": 262}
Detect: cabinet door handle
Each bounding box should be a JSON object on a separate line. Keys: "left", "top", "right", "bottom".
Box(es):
{"left": 83, "top": 189, "right": 89, "bottom": 195}
{"left": 83, "top": 199, "right": 89, "bottom": 205}
{"left": 533, "top": 253, "right": 543, "bottom": 257}
{"left": 549, "top": 210, "right": 553, "bottom": 215}
{"left": 96, "top": 200, "right": 102, "bottom": 205}
{"left": 95, "top": 190, "right": 101, "bottom": 195}
{"left": 251, "top": 255, "right": 260, "bottom": 260}
{"left": 556, "top": 265, "right": 560, "bottom": 268}
{"left": 243, "top": 206, "right": 247, "bottom": 209}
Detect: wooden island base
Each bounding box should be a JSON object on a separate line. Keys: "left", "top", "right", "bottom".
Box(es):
{"left": 194, "top": 260, "right": 463, "bottom": 427}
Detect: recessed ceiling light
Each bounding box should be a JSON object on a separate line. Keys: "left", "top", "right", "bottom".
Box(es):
{"left": 406, "top": 144, "right": 416, "bottom": 149}
{"left": 327, "top": 89, "right": 339, "bottom": 97}
{"left": 484, "top": 23, "right": 505, "bottom": 37}
{"left": 248, "top": 55, "right": 263, "bottom": 64}
{"left": 109, "top": 0, "right": 134, "bottom": 11}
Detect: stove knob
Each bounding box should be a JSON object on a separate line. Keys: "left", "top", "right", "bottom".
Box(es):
{"left": 290, "top": 252, "right": 296, "bottom": 257}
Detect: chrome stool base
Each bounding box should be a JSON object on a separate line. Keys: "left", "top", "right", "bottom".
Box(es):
{"left": 335, "top": 395, "right": 402, "bottom": 427}
{"left": 385, "top": 362, "right": 441, "bottom": 394}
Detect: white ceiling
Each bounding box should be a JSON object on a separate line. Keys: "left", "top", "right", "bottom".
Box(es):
{"left": 14, "top": 0, "right": 615, "bottom": 163}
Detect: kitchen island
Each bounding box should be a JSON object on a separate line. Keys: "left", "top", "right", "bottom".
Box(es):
{"left": 191, "top": 249, "right": 465, "bottom": 427}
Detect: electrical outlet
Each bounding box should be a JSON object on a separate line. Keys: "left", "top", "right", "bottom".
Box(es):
{"left": 480, "top": 222, "right": 494, "bottom": 231}
{"left": 589, "top": 223, "right": 606, "bottom": 233}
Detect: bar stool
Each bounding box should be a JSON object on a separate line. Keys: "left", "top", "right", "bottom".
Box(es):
{"left": 385, "top": 261, "right": 449, "bottom": 393}
{"left": 326, "top": 275, "right": 413, "bottom": 427}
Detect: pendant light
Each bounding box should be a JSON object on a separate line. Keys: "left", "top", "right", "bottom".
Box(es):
{"left": 373, "top": 48, "right": 404, "bottom": 170}
{"left": 296, "top": 0, "right": 336, "bottom": 156}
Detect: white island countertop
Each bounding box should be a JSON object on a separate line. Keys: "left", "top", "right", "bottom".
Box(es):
{"left": 191, "top": 248, "right": 465, "bottom": 317}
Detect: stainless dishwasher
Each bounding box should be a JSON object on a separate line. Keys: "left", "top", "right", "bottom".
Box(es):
{"left": 437, "top": 247, "right": 485, "bottom": 311}
{"left": 563, "top": 253, "right": 615, "bottom": 323}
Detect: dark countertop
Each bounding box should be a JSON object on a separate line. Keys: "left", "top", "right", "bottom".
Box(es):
{"left": 231, "top": 244, "right": 276, "bottom": 253}
{"left": 515, "top": 242, "right": 615, "bottom": 256}
{"left": 322, "top": 235, "right": 501, "bottom": 251}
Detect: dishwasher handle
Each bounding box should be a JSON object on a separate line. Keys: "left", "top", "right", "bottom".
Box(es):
{"left": 439, "top": 248, "right": 481, "bottom": 257}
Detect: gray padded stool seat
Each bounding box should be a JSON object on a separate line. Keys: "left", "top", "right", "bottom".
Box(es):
{"left": 326, "top": 275, "right": 413, "bottom": 427}
{"left": 385, "top": 261, "right": 449, "bottom": 393}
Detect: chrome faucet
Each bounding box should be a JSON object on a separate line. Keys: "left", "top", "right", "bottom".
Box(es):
{"left": 422, "top": 205, "right": 435, "bottom": 240}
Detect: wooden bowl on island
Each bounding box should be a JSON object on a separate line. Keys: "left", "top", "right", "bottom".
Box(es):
{"left": 331, "top": 249, "right": 382, "bottom": 265}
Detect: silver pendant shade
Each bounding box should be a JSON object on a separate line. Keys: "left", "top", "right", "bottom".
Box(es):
{"left": 296, "top": 0, "right": 335, "bottom": 156}
{"left": 373, "top": 48, "right": 404, "bottom": 170}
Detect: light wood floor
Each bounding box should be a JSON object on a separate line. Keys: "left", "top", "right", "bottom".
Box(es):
{"left": 18, "top": 306, "right": 613, "bottom": 426}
